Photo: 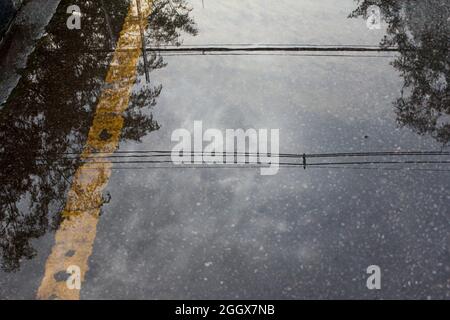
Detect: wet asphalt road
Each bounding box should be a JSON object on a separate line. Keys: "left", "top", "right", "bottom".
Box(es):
{"left": 0, "top": 0, "right": 449, "bottom": 299}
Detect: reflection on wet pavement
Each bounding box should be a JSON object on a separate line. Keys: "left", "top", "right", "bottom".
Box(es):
{"left": 350, "top": 0, "right": 450, "bottom": 144}
{"left": 1, "top": 0, "right": 129, "bottom": 275}
{"left": 0, "top": 0, "right": 449, "bottom": 299}
{"left": 37, "top": 0, "right": 155, "bottom": 300}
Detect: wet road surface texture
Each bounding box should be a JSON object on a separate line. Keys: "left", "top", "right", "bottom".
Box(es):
{"left": 0, "top": 0, "right": 449, "bottom": 299}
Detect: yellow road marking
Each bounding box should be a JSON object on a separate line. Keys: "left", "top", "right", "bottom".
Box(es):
{"left": 37, "top": 0, "right": 152, "bottom": 300}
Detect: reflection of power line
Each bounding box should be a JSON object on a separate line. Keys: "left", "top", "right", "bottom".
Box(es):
{"left": 55, "top": 44, "right": 400, "bottom": 58}
{"left": 142, "top": 44, "right": 398, "bottom": 58}
{"left": 146, "top": 45, "right": 399, "bottom": 53}
{"left": 136, "top": 0, "right": 150, "bottom": 82}
{"left": 43, "top": 164, "right": 450, "bottom": 173}
{"left": 33, "top": 160, "right": 450, "bottom": 165}
{"left": 5, "top": 151, "right": 450, "bottom": 180}
{"left": 8, "top": 150, "right": 448, "bottom": 173}
{"left": 156, "top": 43, "right": 391, "bottom": 48}
{"left": 25, "top": 150, "right": 450, "bottom": 158}
{"left": 27, "top": 151, "right": 450, "bottom": 172}
{"left": 156, "top": 53, "right": 395, "bottom": 58}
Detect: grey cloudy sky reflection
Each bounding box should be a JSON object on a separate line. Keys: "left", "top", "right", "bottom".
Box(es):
{"left": 182, "top": 0, "right": 387, "bottom": 46}
{"left": 84, "top": 161, "right": 449, "bottom": 299}
{"left": 2, "top": 0, "right": 448, "bottom": 300}
{"left": 82, "top": 4, "right": 450, "bottom": 299}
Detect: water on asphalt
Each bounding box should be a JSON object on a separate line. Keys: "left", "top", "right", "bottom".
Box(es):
{"left": 0, "top": 0, "right": 449, "bottom": 299}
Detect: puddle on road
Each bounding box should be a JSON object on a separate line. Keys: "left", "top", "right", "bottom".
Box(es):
{"left": 0, "top": 0, "right": 449, "bottom": 299}
{"left": 183, "top": 0, "right": 387, "bottom": 46}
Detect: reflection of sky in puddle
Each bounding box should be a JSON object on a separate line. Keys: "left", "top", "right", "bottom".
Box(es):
{"left": 82, "top": 54, "right": 449, "bottom": 299}
{"left": 182, "top": 0, "right": 386, "bottom": 46}
{"left": 1, "top": 0, "right": 449, "bottom": 299}
{"left": 128, "top": 55, "right": 436, "bottom": 153}
{"left": 83, "top": 1, "right": 449, "bottom": 299}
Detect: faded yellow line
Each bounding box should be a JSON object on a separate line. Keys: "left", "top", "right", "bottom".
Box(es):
{"left": 37, "top": 0, "right": 152, "bottom": 300}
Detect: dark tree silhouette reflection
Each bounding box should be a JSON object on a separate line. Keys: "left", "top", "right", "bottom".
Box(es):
{"left": 0, "top": 0, "right": 197, "bottom": 272}
{"left": 148, "top": 0, "right": 198, "bottom": 46}
{"left": 350, "top": 0, "right": 450, "bottom": 144}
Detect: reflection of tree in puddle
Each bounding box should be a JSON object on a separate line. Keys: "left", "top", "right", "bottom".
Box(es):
{"left": 0, "top": 0, "right": 197, "bottom": 272}
{"left": 127, "top": 0, "right": 198, "bottom": 141}
{"left": 148, "top": 0, "right": 198, "bottom": 45}
{"left": 350, "top": 0, "right": 450, "bottom": 144}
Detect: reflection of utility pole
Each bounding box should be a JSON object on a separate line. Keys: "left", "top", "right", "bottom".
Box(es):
{"left": 100, "top": 0, "right": 115, "bottom": 49}
{"left": 202, "top": 0, "right": 205, "bottom": 9}
{"left": 136, "top": 0, "right": 150, "bottom": 83}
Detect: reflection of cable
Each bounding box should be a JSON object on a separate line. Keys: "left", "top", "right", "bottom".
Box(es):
{"left": 33, "top": 160, "right": 450, "bottom": 165}
{"left": 156, "top": 43, "right": 394, "bottom": 48}
{"left": 24, "top": 150, "right": 450, "bottom": 159}
{"left": 54, "top": 164, "right": 450, "bottom": 173}
{"left": 146, "top": 45, "right": 398, "bottom": 52}
{"left": 157, "top": 52, "right": 395, "bottom": 58}
{"left": 31, "top": 159, "right": 450, "bottom": 172}
{"left": 44, "top": 45, "right": 400, "bottom": 58}
{"left": 143, "top": 45, "right": 398, "bottom": 58}
{"left": 26, "top": 150, "right": 450, "bottom": 155}
{"left": 6, "top": 150, "right": 449, "bottom": 173}
{"left": 145, "top": 44, "right": 398, "bottom": 57}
